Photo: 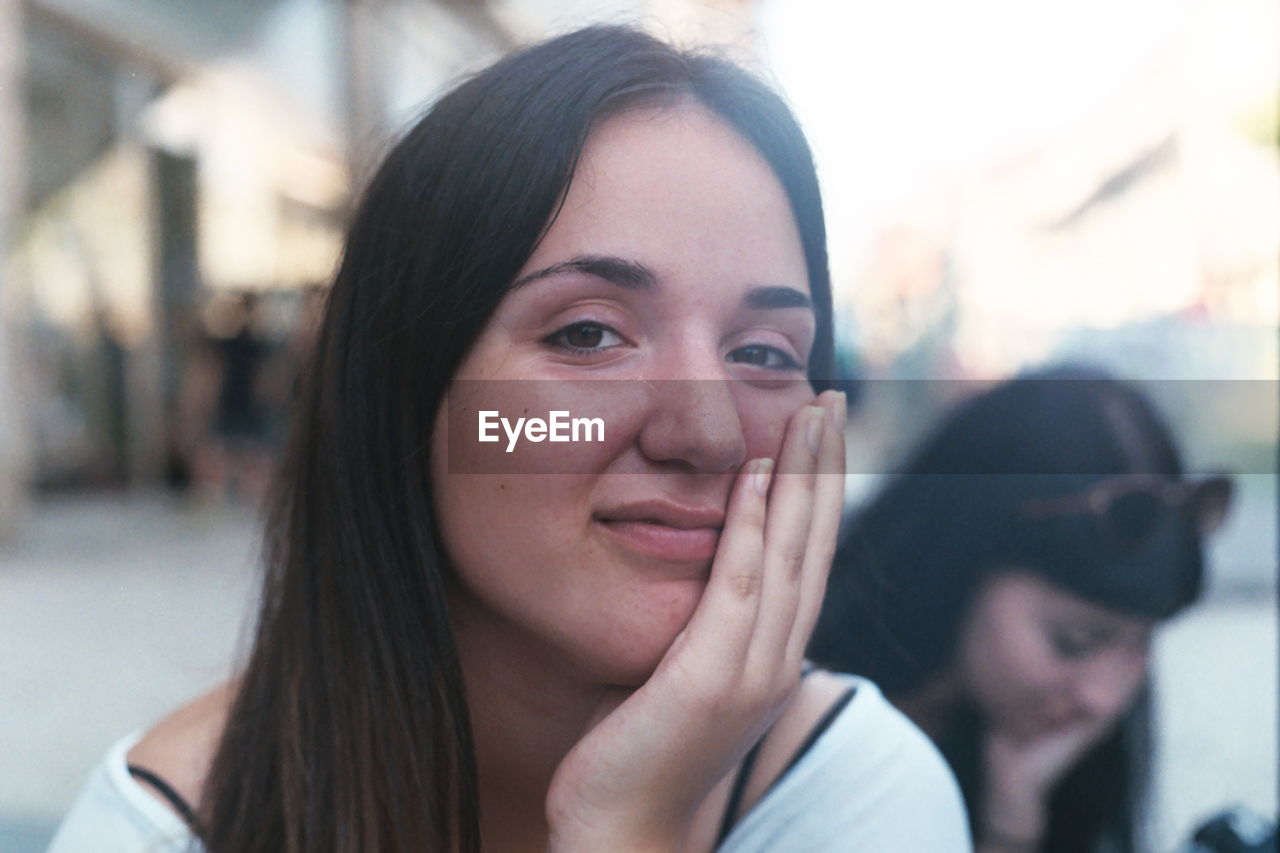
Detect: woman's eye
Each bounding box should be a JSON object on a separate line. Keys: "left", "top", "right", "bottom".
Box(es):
{"left": 728, "top": 344, "right": 801, "bottom": 371}
{"left": 1050, "top": 631, "right": 1099, "bottom": 660}
{"left": 544, "top": 321, "right": 624, "bottom": 354}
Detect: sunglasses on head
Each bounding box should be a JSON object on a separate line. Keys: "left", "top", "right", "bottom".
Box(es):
{"left": 1018, "top": 474, "right": 1234, "bottom": 553}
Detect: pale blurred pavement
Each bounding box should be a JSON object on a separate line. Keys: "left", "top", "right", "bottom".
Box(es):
{"left": 0, "top": 494, "right": 260, "bottom": 851}
{"left": 0, "top": 489, "right": 1275, "bottom": 852}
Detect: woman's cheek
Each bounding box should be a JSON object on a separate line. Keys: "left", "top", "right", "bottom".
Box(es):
{"left": 735, "top": 386, "right": 814, "bottom": 463}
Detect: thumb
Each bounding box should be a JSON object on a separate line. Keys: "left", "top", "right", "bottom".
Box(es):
{"left": 581, "top": 686, "right": 633, "bottom": 735}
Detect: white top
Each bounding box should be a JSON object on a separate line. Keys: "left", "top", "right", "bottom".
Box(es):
{"left": 47, "top": 731, "right": 192, "bottom": 853}
{"left": 719, "top": 676, "right": 971, "bottom": 851}
{"left": 48, "top": 676, "right": 969, "bottom": 852}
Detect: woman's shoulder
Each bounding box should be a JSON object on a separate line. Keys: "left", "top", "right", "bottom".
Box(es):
{"left": 122, "top": 680, "right": 235, "bottom": 824}
{"left": 809, "top": 673, "right": 959, "bottom": 777}
{"left": 45, "top": 692, "right": 224, "bottom": 853}
{"left": 47, "top": 738, "right": 190, "bottom": 852}
{"left": 720, "top": 670, "right": 973, "bottom": 851}
{"left": 49, "top": 683, "right": 234, "bottom": 851}
{"left": 755, "top": 670, "right": 959, "bottom": 785}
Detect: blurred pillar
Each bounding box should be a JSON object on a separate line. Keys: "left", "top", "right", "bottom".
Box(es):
{"left": 152, "top": 150, "right": 200, "bottom": 490}
{"left": 342, "top": 0, "right": 383, "bottom": 196}
{"left": 0, "top": 0, "right": 30, "bottom": 539}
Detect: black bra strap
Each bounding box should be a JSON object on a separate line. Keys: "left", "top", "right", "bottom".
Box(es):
{"left": 127, "top": 764, "right": 202, "bottom": 834}
{"left": 715, "top": 730, "right": 767, "bottom": 847}
{"left": 712, "top": 679, "right": 858, "bottom": 848}
{"left": 778, "top": 685, "right": 857, "bottom": 779}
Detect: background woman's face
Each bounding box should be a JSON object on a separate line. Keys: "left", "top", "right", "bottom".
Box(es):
{"left": 957, "top": 571, "right": 1153, "bottom": 738}
{"left": 430, "top": 103, "right": 816, "bottom": 685}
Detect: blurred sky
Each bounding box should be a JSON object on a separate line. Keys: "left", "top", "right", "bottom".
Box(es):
{"left": 760, "top": 0, "right": 1278, "bottom": 288}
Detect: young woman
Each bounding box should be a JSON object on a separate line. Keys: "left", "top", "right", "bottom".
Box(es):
{"left": 808, "top": 367, "right": 1234, "bottom": 853}
{"left": 50, "top": 26, "right": 969, "bottom": 853}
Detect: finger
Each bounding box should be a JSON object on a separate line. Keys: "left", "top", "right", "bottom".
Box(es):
{"left": 673, "top": 456, "right": 772, "bottom": 676}
{"left": 744, "top": 403, "right": 824, "bottom": 675}
{"left": 1057, "top": 714, "right": 1117, "bottom": 764}
{"left": 785, "top": 390, "right": 846, "bottom": 664}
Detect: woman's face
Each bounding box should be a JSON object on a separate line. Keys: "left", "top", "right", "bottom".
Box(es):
{"left": 430, "top": 103, "right": 816, "bottom": 685}
{"left": 956, "top": 571, "right": 1154, "bottom": 738}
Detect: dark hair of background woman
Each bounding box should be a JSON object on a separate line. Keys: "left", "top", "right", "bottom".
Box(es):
{"left": 808, "top": 365, "right": 1207, "bottom": 853}
{"left": 196, "top": 25, "right": 834, "bottom": 853}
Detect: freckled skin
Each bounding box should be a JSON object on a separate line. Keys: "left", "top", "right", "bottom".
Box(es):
{"left": 430, "top": 103, "right": 815, "bottom": 686}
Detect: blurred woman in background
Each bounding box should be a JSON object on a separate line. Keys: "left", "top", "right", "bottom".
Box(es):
{"left": 809, "top": 366, "right": 1233, "bottom": 853}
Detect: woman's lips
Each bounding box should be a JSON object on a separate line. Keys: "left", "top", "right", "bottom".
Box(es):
{"left": 595, "top": 518, "right": 721, "bottom": 563}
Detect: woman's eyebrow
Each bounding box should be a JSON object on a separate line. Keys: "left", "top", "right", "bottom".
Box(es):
{"left": 511, "top": 254, "right": 812, "bottom": 312}
{"left": 511, "top": 254, "right": 656, "bottom": 290}
{"left": 743, "top": 285, "right": 812, "bottom": 312}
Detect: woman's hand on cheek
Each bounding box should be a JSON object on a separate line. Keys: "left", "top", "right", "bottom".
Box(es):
{"left": 545, "top": 390, "right": 847, "bottom": 853}
{"left": 981, "top": 714, "right": 1118, "bottom": 848}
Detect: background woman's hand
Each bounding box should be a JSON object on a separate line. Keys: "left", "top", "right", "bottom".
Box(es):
{"left": 545, "top": 389, "right": 846, "bottom": 852}
{"left": 980, "top": 714, "right": 1116, "bottom": 849}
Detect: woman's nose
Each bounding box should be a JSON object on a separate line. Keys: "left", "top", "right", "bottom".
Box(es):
{"left": 1073, "top": 655, "right": 1146, "bottom": 721}
{"left": 635, "top": 355, "right": 748, "bottom": 474}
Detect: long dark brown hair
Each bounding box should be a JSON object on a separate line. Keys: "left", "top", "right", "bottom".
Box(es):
{"left": 198, "top": 25, "right": 833, "bottom": 853}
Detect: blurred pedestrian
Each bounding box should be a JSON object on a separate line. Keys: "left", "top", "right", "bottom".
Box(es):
{"left": 191, "top": 290, "right": 277, "bottom": 504}
{"left": 809, "top": 365, "right": 1234, "bottom": 853}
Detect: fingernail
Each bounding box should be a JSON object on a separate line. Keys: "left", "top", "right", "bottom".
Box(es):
{"left": 831, "top": 391, "right": 847, "bottom": 433}
{"left": 753, "top": 458, "right": 774, "bottom": 495}
{"left": 806, "top": 406, "right": 824, "bottom": 454}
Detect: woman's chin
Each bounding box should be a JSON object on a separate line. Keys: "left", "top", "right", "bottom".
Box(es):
{"left": 580, "top": 591, "right": 702, "bottom": 685}
{"left": 589, "top": 646, "right": 678, "bottom": 687}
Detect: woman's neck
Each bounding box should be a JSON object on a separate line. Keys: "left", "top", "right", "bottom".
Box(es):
{"left": 450, "top": 593, "right": 621, "bottom": 851}
{"left": 893, "top": 670, "right": 964, "bottom": 740}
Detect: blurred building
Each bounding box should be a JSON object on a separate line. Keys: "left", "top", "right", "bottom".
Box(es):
{"left": 0, "top": 0, "right": 763, "bottom": 525}
{"left": 947, "top": 101, "right": 1278, "bottom": 382}
{"left": 0, "top": 0, "right": 26, "bottom": 538}
{"left": 841, "top": 2, "right": 1279, "bottom": 471}
{"left": 846, "top": 6, "right": 1279, "bottom": 382}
